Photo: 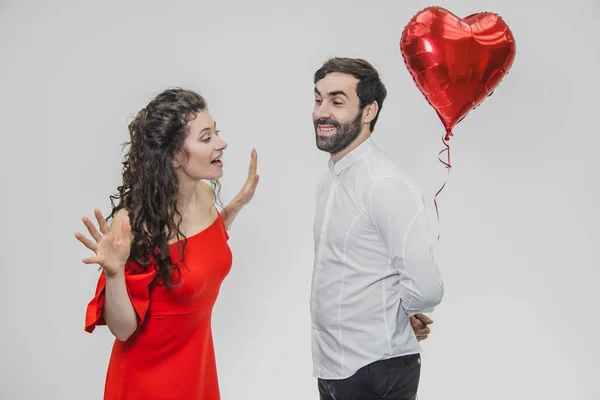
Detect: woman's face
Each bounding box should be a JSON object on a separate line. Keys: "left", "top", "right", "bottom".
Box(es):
{"left": 174, "top": 110, "right": 228, "bottom": 182}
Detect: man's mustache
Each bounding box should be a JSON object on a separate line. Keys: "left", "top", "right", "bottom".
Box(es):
{"left": 314, "top": 118, "right": 339, "bottom": 128}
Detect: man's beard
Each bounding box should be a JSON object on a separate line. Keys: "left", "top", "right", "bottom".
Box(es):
{"left": 313, "top": 110, "right": 362, "bottom": 154}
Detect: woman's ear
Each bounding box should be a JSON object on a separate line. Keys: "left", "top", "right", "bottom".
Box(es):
{"left": 172, "top": 153, "right": 182, "bottom": 169}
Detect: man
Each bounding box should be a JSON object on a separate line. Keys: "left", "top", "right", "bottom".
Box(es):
{"left": 310, "top": 57, "right": 444, "bottom": 400}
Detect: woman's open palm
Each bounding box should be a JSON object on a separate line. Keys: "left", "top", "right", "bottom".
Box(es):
{"left": 75, "top": 209, "right": 131, "bottom": 277}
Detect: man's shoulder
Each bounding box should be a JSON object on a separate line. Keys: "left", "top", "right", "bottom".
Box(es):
{"left": 317, "top": 169, "right": 331, "bottom": 185}
{"left": 315, "top": 170, "right": 333, "bottom": 197}
{"left": 366, "top": 147, "right": 421, "bottom": 190}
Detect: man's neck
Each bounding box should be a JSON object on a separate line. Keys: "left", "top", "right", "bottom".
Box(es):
{"left": 330, "top": 130, "right": 371, "bottom": 164}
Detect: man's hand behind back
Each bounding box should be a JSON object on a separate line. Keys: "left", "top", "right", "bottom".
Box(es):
{"left": 410, "top": 313, "right": 433, "bottom": 341}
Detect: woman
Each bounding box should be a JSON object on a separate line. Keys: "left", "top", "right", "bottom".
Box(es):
{"left": 75, "top": 88, "right": 259, "bottom": 400}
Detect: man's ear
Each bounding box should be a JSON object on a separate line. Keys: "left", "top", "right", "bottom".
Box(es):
{"left": 363, "top": 101, "right": 379, "bottom": 124}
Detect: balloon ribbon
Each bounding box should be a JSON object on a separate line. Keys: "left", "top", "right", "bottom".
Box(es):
{"left": 433, "top": 129, "right": 452, "bottom": 245}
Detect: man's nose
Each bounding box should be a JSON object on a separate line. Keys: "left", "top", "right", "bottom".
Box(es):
{"left": 314, "top": 103, "right": 332, "bottom": 120}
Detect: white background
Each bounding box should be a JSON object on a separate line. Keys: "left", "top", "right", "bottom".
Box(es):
{"left": 1, "top": 0, "right": 599, "bottom": 399}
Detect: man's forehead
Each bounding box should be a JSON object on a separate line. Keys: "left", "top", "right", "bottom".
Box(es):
{"left": 316, "top": 73, "right": 359, "bottom": 94}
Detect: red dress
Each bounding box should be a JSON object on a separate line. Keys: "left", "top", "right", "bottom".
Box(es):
{"left": 85, "top": 213, "right": 231, "bottom": 400}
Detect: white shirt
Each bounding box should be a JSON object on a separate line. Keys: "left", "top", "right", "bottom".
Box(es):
{"left": 310, "top": 137, "right": 444, "bottom": 380}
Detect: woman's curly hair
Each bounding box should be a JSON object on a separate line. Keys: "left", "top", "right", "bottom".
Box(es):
{"left": 107, "top": 88, "right": 221, "bottom": 288}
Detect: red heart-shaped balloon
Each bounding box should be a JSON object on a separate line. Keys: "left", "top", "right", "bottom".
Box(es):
{"left": 400, "top": 7, "right": 516, "bottom": 139}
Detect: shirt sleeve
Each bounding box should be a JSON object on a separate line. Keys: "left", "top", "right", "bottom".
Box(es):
{"left": 368, "top": 177, "right": 444, "bottom": 317}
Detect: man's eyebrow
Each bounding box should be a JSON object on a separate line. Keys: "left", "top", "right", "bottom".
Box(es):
{"left": 314, "top": 88, "right": 349, "bottom": 99}
{"left": 328, "top": 90, "right": 348, "bottom": 99}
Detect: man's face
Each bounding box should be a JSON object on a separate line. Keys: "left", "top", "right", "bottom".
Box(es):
{"left": 313, "top": 72, "right": 364, "bottom": 154}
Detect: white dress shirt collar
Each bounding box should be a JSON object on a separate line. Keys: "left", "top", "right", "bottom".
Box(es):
{"left": 328, "top": 136, "right": 375, "bottom": 176}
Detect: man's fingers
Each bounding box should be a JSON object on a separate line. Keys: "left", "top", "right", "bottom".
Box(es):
{"left": 415, "top": 313, "right": 433, "bottom": 325}
{"left": 415, "top": 326, "right": 431, "bottom": 335}
{"left": 411, "top": 321, "right": 424, "bottom": 329}
{"left": 410, "top": 316, "right": 425, "bottom": 329}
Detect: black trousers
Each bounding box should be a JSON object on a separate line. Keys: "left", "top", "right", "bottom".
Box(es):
{"left": 317, "top": 354, "right": 421, "bottom": 400}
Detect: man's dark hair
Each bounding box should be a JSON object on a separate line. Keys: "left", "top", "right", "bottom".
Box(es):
{"left": 314, "top": 57, "right": 387, "bottom": 131}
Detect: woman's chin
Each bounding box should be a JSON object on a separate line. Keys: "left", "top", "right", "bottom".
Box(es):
{"left": 207, "top": 170, "right": 224, "bottom": 181}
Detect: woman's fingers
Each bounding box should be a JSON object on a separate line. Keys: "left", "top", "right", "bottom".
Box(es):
{"left": 94, "top": 209, "right": 109, "bottom": 234}
{"left": 82, "top": 216, "right": 103, "bottom": 243}
{"left": 82, "top": 256, "right": 98, "bottom": 265}
{"left": 75, "top": 232, "right": 97, "bottom": 252}
{"left": 247, "top": 148, "right": 258, "bottom": 179}
{"left": 120, "top": 217, "right": 131, "bottom": 240}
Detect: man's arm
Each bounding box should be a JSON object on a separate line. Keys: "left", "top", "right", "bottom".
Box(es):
{"left": 369, "top": 177, "right": 444, "bottom": 317}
